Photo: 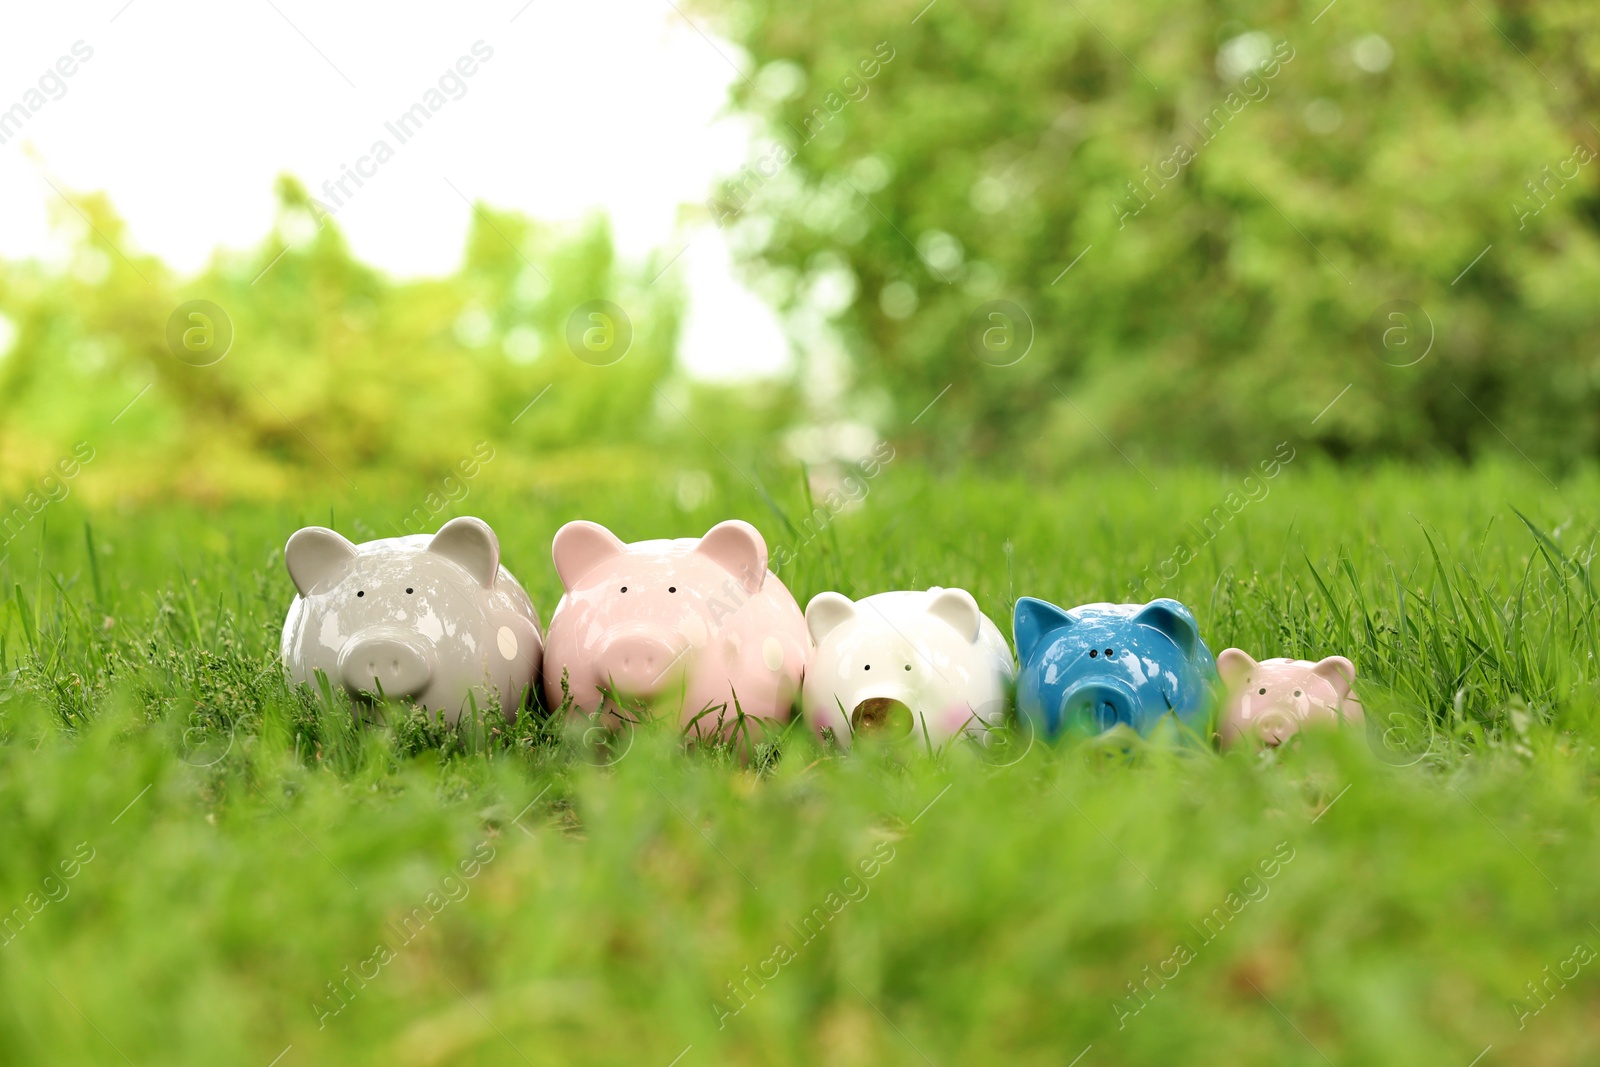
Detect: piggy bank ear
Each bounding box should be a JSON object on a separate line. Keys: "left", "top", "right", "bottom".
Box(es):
{"left": 806, "top": 592, "right": 855, "bottom": 645}
{"left": 285, "top": 526, "right": 357, "bottom": 597}
{"left": 928, "top": 588, "right": 982, "bottom": 643}
{"left": 696, "top": 520, "right": 767, "bottom": 595}
{"left": 1013, "top": 597, "right": 1074, "bottom": 662}
{"left": 552, "top": 520, "right": 626, "bottom": 592}
{"left": 428, "top": 516, "right": 500, "bottom": 589}
{"left": 1135, "top": 599, "right": 1201, "bottom": 659}
{"left": 1310, "top": 655, "right": 1356, "bottom": 700}
{"left": 1216, "top": 648, "right": 1258, "bottom": 689}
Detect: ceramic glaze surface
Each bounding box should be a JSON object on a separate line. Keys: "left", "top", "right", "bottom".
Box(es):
{"left": 1013, "top": 597, "right": 1217, "bottom": 738}
{"left": 541, "top": 519, "right": 807, "bottom": 735}
{"left": 1216, "top": 650, "right": 1363, "bottom": 748}
{"left": 279, "top": 517, "right": 542, "bottom": 724}
{"left": 803, "top": 587, "right": 1015, "bottom": 748}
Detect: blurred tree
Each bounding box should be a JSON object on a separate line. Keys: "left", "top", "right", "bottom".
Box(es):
{"left": 700, "top": 0, "right": 1600, "bottom": 468}
{"left": 0, "top": 178, "right": 686, "bottom": 501}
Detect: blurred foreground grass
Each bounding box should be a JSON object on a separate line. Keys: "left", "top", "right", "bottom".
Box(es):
{"left": 1, "top": 460, "right": 1598, "bottom": 1064}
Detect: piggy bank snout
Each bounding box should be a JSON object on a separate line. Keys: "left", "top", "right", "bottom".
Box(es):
{"left": 597, "top": 632, "right": 684, "bottom": 697}
{"left": 1251, "top": 703, "right": 1298, "bottom": 744}
{"left": 1256, "top": 719, "right": 1294, "bottom": 747}
{"left": 1060, "top": 681, "right": 1137, "bottom": 731}
{"left": 850, "top": 697, "right": 914, "bottom": 739}
{"left": 338, "top": 631, "right": 434, "bottom": 698}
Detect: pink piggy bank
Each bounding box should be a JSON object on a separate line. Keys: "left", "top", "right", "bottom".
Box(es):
{"left": 542, "top": 519, "right": 808, "bottom": 736}
{"left": 1216, "top": 650, "right": 1364, "bottom": 748}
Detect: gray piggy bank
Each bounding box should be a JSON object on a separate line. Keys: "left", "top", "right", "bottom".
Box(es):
{"left": 279, "top": 517, "right": 543, "bottom": 723}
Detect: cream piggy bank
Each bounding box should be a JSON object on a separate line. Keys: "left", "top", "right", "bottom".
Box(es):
{"left": 802, "top": 587, "right": 1014, "bottom": 749}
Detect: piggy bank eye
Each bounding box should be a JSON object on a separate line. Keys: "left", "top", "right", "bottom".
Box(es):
{"left": 864, "top": 664, "right": 871, "bottom": 671}
{"left": 356, "top": 590, "right": 364, "bottom": 598}
{"left": 903, "top": 664, "right": 911, "bottom": 671}
{"left": 1258, "top": 687, "right": 1267, "bottom": 694}
{"left": 1104, "top": 648, "right": 1114, "bottom": 657}
{"left": 1294, "top": 689, "right": 1302, "bottom": 697}
{"left": 405, "top": 587, "right": 414, "bottom": 595}
{"left": 668, "top": 586, "right": 677, "bottom": 593}
{"left": 620, "top": 586, "right": 628, "bottom": 593}
{"left": 1088, "top": 649, "right": 1098, "bottom": 658}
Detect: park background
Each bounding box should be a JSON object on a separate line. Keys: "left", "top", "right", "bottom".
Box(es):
{"left": 2, "top": 0, "right": 1600, "bottom": 1064}
{"left": 4, "top": 0, "right": 1599, "bottom": 503}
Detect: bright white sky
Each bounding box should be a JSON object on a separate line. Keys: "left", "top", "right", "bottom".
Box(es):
{"left": 0, "top": 0, "right": 790, "bottom": 379}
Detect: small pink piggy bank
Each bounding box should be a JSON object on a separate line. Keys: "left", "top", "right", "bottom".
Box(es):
{"left": 542, "top": 519, "right": 808, "bottom": 737}
{"left": 1216, "top": 650, "right": 1364, "bottom": 748}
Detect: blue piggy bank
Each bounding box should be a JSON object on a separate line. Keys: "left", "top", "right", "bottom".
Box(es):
{"left": 1012, "top": 597, "right": 1218, "bottom": 738}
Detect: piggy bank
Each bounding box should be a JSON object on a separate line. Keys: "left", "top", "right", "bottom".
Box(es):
{"left": 280, "top": 517, "right": 543, "bottom": 724}
{"left": 802, "top": 587, "right": 1014, "bottom": 749}
{"left": 542, "top": 519, "right": 808, "bottom": 736}
{"left": 1013, "top": 597, "right": 1217, "bottom": 738}
{"left": 1216, "top": 650, "right": 1363, "bottom": 748}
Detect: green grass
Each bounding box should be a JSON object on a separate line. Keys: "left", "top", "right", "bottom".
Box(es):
{"left": 2, "top": 459, "right": 1599, "bottom": 1065}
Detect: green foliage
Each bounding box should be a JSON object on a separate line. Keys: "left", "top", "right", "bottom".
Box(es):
{"left": 703, "top": 0, "right": 1600, "bottom": 467}
{"left": 0, "top": 464, "right": 1598, "bottom": 1062}
{"left": 0, "top": 178, "right": 686, "bottom": 501}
